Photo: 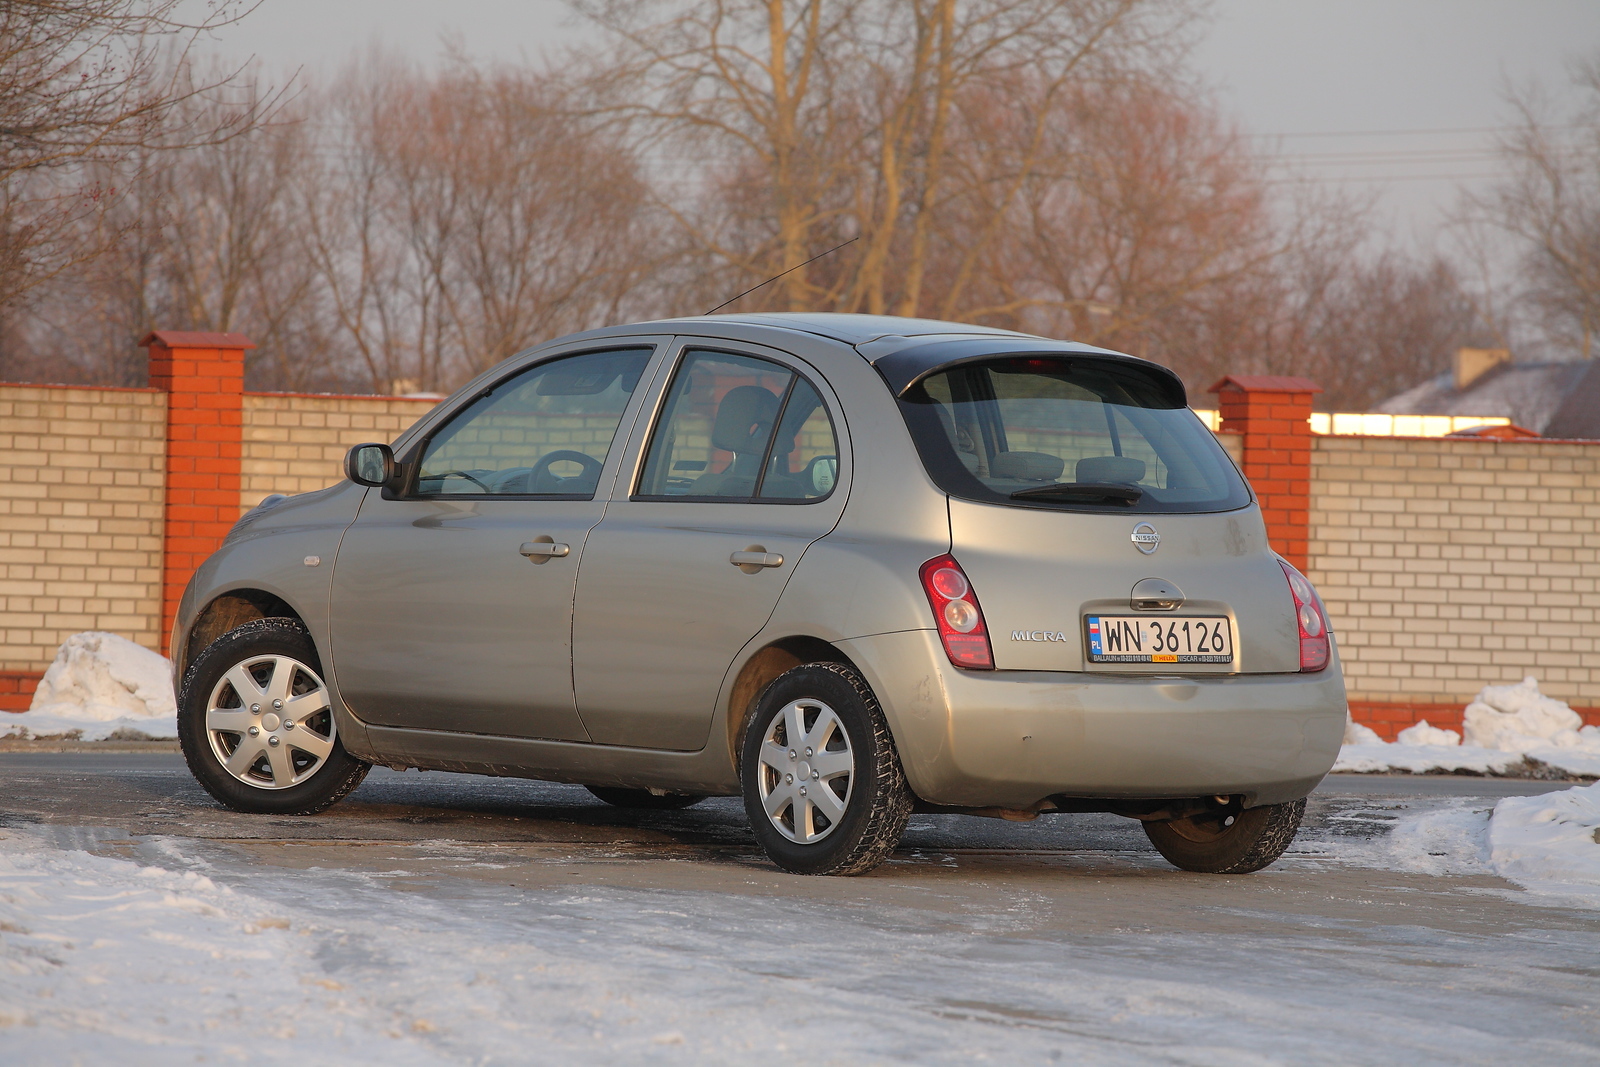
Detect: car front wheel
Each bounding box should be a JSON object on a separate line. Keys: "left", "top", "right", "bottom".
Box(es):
{"left": 1142, "top": 797, "right": 1306, "bottom": 874}
{"left": 178, "top": 617, "right": 370, "bottom": 815}
{"left": 741, "top": 662, "right": 912, "bottom": 876}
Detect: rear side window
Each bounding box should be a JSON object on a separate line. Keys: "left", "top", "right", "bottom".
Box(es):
{"left": 635, "top": 350, "right": 839, "bottom": 502}
{"left": 414, "top": 348, "right": 650, "bottom": 497}
{"left": 899, "top": 357, "right": 1249, "bottom": 514}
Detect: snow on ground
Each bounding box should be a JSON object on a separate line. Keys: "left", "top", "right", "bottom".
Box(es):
{"left": 1488, "top": 782, "right": 1600, "bottom": 907}
{"left": 1333, "top": 676, "right": 1600, "bottom": 780}
{"left": 1, "top": 633, "right": 176, "bottom": 741}
{"left": 1332, "top": 781, "right": 1600, "bottom": 905}
{"left": 2, "top": 815, "right": 1599, "bottom": 1066}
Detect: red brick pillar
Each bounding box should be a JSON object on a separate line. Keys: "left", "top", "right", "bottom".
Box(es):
{"left": 143, "top": 330, "right": 253, "bottom": 654}
{"left": 1207, "top": 374, "right": 1320, "bottom": 570}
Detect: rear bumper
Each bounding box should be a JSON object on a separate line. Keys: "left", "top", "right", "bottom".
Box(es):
{"left": 838, "top": 629, "right": 1347, "bottom": 809}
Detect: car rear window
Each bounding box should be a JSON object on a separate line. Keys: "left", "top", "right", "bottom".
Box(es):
{"left": 898, "top": 356, "right": 1251, "bottom": 514}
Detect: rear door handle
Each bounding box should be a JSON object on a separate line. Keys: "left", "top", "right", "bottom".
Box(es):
{"left": 730, "top": 550, "right": 784, "bottom": 570}
{"left": 520, "top": 540, "right": 570, "bottom": 563}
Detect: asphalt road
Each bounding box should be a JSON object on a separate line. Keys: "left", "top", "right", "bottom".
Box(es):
{"left": 3, "top": 753, "right": 1597, "bottom": 1063}
{"left": 0, "top": 751, "right": 1574, "bottom": 852}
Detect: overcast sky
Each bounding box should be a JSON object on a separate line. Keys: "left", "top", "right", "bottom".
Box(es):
{"left": 205, "top": 0, "right": 1600, "bottom": 244}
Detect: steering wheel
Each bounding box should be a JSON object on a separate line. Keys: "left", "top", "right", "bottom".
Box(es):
{"left": 528, "top": 450, "right": 604, "bottom": 490}
{"left": 435, "top": 469, "right": 493, "bottom": 491}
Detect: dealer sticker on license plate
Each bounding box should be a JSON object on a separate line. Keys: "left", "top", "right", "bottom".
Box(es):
{"left": 1086, "top": 615, "right": 1233, "bottom": 663}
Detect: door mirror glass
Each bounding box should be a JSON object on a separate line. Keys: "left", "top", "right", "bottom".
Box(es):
{"left": 415, "top": 347, "right": 651, "bottom": 497}
{"left": 345, "top": 442, "right": 393, "bottom": 487}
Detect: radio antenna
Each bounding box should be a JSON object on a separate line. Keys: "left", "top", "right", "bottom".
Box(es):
{"left": 703, "top": 237, "right": 858, "bottom": 316}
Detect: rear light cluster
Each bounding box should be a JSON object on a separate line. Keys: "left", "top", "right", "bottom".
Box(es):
{"left": 1280, "top": 560, "right": 1331, "bottom": 672}
{"left": 920, "top": 555, "right": 994, "bottom": 669}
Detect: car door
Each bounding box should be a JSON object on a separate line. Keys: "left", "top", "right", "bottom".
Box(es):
{"left": 571, "top": 342, "right": 849, "bottom": 751}
{"left": 329, "top": 344, "right": 661, "bottom": 740}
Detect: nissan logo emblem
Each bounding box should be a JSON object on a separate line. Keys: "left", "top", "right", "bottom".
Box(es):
{"left": 1131, "top": 522, "right": 1160, "bottom": 554}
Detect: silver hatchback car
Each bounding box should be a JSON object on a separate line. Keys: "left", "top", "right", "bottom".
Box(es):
{"left": 173, "top": 313, "right": 1346, "bottom": 876}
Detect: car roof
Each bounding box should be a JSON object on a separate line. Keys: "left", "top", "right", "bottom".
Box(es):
{"left": 646, "top": 312, "right": 1031, "bottom": 346}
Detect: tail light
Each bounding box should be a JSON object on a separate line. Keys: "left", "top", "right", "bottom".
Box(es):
{"left": 920, "top": 555, "right": 994, "bottom": 669}
{"left": 1280, "top": 560, "right": 1330, "bottom": 672}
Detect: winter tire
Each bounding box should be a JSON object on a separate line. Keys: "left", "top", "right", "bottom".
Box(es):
{"left": 1143, "top": 797, "right": 1306, "bottom": 874}
{"left": 741, "top": 662, "right": 913, "bottom": 876}
{"left": 178, "top": 617, "right": 370, "bottom": 815}
{"left": 586, "top": 787, "right": 706, "bottom": 810}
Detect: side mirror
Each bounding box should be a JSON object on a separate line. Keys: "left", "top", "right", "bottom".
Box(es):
{"left": 344, "top": 443, "right": 395, "bottom": 488}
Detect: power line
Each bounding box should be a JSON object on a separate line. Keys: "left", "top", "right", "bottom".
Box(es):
{"left": 1247, "top": 123, "right": 1583, "bottom": 140}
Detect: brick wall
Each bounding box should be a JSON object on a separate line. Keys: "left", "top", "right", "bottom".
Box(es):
{"left": 0, "top": 384, "right": 167, "bottom": 673}
{"left": 1211, "top": 376, "right": 1318, "bottom": 570}
{"left": 242, "top": 393, "right": 437, "bottom": 509}
{"left": 1309, "top": 434, "right": 1600, "bottom": 732}
{"left": 0, "top": 375, "right": 437, "bottom": 681}
{"left": 5, "top": 348, "right": 1600, "bottom": 741}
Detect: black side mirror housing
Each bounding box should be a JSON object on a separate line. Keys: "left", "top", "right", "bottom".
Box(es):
{"left": 345, "top": 442, "right": 395, "bottom": 488}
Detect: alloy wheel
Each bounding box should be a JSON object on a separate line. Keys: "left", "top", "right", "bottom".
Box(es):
{"left": 755, "top": 698, "right": 854, "bottom": 844}
{"left": 205, "top": 654, "right": 336, "bottom": 790}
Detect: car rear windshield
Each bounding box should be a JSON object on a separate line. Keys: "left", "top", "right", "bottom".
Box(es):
{"left": 898, "top": 356, "right": 1251, "bottom": 514}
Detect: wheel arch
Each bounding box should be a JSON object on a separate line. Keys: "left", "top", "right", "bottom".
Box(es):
{"left": 724, "top": 636, "right": 858, "bottom": 773}
{"left": 181, "top": 588, "right": 306, "bottom": 680}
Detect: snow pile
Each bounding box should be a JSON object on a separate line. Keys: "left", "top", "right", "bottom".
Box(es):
{"left": 1487, "top": 782, "right": 1600, "bottom": 906}
{"left": 1396, "top": 720, "right": 1460, "bottom": 746}
{"left": 1464, "top": 675, "right": 1591, "bottom": 752}
{"left": 1344, "top": 720, "right": 1383, "bottom": 745}
{"left": 1344, "top": 785, "right": 1600, "bottom": 907}
{"left": 1333, "top": 676, "right": 1600, "bottom": 779}
{"left": 2, "top": 632, "right": 177, "bottom": 741}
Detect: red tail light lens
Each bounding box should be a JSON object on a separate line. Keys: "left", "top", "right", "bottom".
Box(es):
{"left": 920, "top": 555, "right": 994, "bottom": 669}
{"left": 1280, "top": 560, "right": 1330, "bottom": 672}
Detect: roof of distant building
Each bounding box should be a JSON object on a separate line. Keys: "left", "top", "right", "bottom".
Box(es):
{"left": 1374, "top": 359, "right": 1600, "bottom": 439}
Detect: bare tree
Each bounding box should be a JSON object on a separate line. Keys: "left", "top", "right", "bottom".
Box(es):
{"left": 305, "top": 54, "right": 663, "bottom": 393}
{"left": 575, "top": 0, "right": 1197, "bottom": 317}
{"left": 0, "top": 2, "right": 273, "bottom": 314}
{"left": 1460, "top": 55, "right": 1600, "bottom": 360}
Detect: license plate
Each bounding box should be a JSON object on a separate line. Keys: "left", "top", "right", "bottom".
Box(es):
{"left": 1086, "top": 615, "right": 1233, "bottom": 663}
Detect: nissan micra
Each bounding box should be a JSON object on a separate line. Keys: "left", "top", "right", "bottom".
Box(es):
{"left": 173, "top": 313, "right": 1346, "bottom": 876}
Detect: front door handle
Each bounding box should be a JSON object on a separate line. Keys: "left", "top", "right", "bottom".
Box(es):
{"left": 730, "top": 548, "right": 784, "bottom": 572}
{"left": 520, "top": 539, "right": 571, "bottom": 564}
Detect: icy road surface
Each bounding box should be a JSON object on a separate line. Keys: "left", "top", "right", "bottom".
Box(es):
{"left": 1, "top": 757, "right": 1598, "bottom": 1065}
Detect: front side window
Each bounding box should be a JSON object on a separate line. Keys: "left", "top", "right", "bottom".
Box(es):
{"left": 636, "top": 350, "right": 839, "bottom": 502}
{"left": 900, "top": 356, "right": 1249, "bottom": 514}
{"left": 415, "top": 348, "right": 650, "bottom": 497}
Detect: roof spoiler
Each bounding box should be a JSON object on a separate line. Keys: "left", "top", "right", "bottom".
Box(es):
{"left": 868, "top": 337, "right": 1187, "bottom": 408}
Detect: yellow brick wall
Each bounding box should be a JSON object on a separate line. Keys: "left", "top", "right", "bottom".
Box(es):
{"left": 1309, "top": 435, "right": 1600, "bottom": 707}
{"left": 0, "top": 385, "right": 167, "bottom": 669}
{"left": 240, "top": 393, "right": 439, "bottom": 510}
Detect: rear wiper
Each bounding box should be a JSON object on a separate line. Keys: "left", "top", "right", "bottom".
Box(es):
{"left": 1010, "top": 481, "right": 1143, "bottom": 506}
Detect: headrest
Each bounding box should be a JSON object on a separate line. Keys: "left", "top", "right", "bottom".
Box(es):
{"left": 712, "top": 385, "right": 780, "bottom": 455}
{"left": 1076, "top": 455, "right": 1146, "bottom": 484}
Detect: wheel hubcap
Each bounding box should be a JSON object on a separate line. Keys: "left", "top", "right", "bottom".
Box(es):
{"left": 206, "top": 654, "right": 335, "bottom": 790}
{"left": 756, "top": 699, "right": 853, "bottom": 844}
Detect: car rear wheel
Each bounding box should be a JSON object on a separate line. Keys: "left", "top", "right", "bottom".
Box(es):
{"left": 1142, "top": 797, "right": 1306, "bottom": 874}
{"left": 585, "top": 787, "right": 705, "bottom": 810}
{"left": 178, "top": 617, "right": 370, "bottom": 815}
{"left": 741, "top": 663, "right": 912, "bottom": 876}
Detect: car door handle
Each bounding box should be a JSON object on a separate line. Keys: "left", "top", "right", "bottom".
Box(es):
{"left": 520, "top": 540, "right": 571, "bottom": 562}
{"left": 730, "top": 550, "right": 784, "bottom": 570}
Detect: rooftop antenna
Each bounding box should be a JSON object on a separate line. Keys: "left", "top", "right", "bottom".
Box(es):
{"left": 703, "top": 237, "right": 858, "bottom": 316}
